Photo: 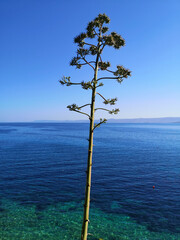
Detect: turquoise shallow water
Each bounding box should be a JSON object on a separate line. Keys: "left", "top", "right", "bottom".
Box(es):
{"left": 0, "top": 123, "right": 180, "bottom": 239}
{"left": 0, "top": 200, "right": 179, "bottom": 240}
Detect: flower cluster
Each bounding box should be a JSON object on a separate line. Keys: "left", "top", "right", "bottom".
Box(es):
{"left": 67, "top": 104, "right": 80, "bottom": 111}
{"left": 114, "top": 65, "right": 131, "bottom": 83}
{"left": 102, "top": 32, "right": 125, "bottom": 49}
{"left": 59, "top": 76, "right": 72, "bottom": 86}
{"left": 86, "top": 14, "right": 110, "bottom": 38}
{"left": 70, "top": 48, "right": 92, "bottom": 69}
{"left": 109, "top": 108, "right": 120, "bottom": 114}
{"left": 81, "top": 81, "right": 93, "bottom": 90}
{"left": 103, "top": 97, "right": 117, "bottom": 105}
{"left": 70, "top": 57, "right": 82, "bottom": 69}
{"left": 98, "top": 61, "right": 110, "bottom": 70}
{"left": 89, "top": 45, "right": 98, "bottom": 55}
{"left": 94, "top": 118, "right": 107, "bottom": 129}
{"left": 74, "top": 33, "right": 87, "bottom": 47}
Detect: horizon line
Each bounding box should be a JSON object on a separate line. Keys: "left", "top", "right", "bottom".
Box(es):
{"left": 1, "top": 116, "right": 180, "bottom": 123}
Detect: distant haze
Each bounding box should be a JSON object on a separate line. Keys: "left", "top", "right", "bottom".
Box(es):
{"left": 34, "top": 117, "right": 180, "bottom": 124}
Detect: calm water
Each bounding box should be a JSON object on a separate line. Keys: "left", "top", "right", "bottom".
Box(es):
{"left": 0, "top": 122, "right": 180, "bottom": 240}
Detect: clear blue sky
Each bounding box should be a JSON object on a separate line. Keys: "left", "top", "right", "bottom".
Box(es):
{"left": 0, "top": 0, "right": 180, "bottom": 122}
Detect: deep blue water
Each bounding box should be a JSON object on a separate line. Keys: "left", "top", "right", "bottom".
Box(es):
{"left": 0, "top": 122, "right": 180, "bottom": 239}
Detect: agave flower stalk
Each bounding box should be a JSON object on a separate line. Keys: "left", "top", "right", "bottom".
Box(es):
{"left": 59, "top": 13, "right": 131, "bottom": 240}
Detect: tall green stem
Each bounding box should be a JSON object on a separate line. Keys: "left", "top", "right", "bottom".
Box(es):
{"left": 81, "top": 47, "right": 100, "bottom": 240}
{"left": 60, "top": 13, "right": 131, "bottom": 240}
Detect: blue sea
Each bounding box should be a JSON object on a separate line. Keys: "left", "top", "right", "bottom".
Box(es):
{"left": 0, "top": 122, "right": 180, "bottom": 240}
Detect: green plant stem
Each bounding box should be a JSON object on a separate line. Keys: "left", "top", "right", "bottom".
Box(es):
{"left": 81, "top": 46, "right": 100, "bottom": 240}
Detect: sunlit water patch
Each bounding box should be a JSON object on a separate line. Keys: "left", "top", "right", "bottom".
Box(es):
{"left": 0, "top": 199, "right": 179, "bottom": 240}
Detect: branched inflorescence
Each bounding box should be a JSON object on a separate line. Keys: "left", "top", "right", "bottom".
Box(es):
{"left": 60, "top": 13, "right": 131, "bottom": 127}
